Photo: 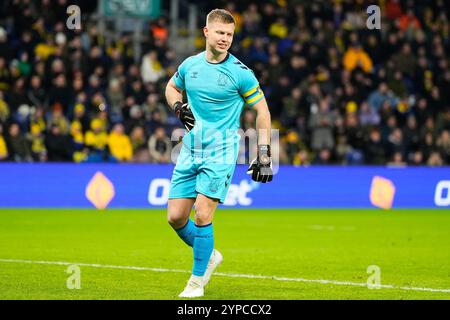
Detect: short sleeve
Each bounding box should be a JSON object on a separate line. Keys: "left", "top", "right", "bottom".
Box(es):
{"left": 238, "top": 68, "right": 264, "bottom": 107}
{"left": 171, "top": 59, "right": 189, "bottom": 91}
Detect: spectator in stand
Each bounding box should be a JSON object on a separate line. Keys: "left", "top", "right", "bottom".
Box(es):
{"left": 27, "top": 75, "right": 48, "bottom": 110}
{"left": 367, "top": 83, "right": 398, "bottom": 113}
{"left": 49, "top": 74, "right": 71, "bottom": 112}
{"left": 47, "top": 103, "right": 70, "bottom": 135}
{"left": 269, "top": 17, "right": 288, "bottom": 39}
{"left": 397, "top": 8, "right": 421, "bottom": 33}
{"left": 403, "top": 115, "right": 420, "bottom": 152}
{"left": 84, "top": 118, "right": 115, "bottom": 163}
{"left": 45, "top": 123, "right": 71, "bottom": 161}
{"left": 312, "top": 148, "right": 332, "bottom": 165}
{"left": 70, "top": 103, "right": 90, "bottom": 133}
{"left": 358, "top": 101, "right": 380, "bottom": 127}
{"left": 225, "top": 2, "right": 242, "bottom": 36}
{"left": 148, "top": 126, "right": 171, "bottom": 163}
{"left": 150, "top": 17, "right": 169, "bottom": 45}
{"left": 108, "top": 123, "right": 133, "bottom": 162}
{"left": 308, "top": 97, "right": 337, "bottom": 151}
{"left": 387, "top": 70, "right": 407, "bottom": 97}
{"left": 129, "top": 125, "right": 149, "bottom": 163}
{"left": 140, "top": 50, "right": 165, "bottom": 84}
{"left": 427, "top": 151, "right": 444, "bottom": 166}
{"left": 409, "top": 150, "right": 424, "bottom": 166}
{"left": 142, "top": 93, "right": 168, "bottom": 124}
{"left": 436, "top": 130, "right": 450, "bottom": 163}
{"left": 0, "top": 56, "right": 11, "bottom": 92}
{"left": 283, "top": 130, "right": 301, "bottom": 164}
{"left": 242, "top": 3, "right": 261, "bottom": 37}
{"left": 28, "top": 123, "right": 47, "bottom": 162}
{"left": 107, "top": 78, "right": 125, "bottom": 122}
{"left": 9, "top": 78, "right": 28, "bottom": 114}
{"left": 421, "top": 131, "right": 436, "bottom": 161}
{"left": 6, "top": 122, "right": 32, "bottom": 162}
{"left": 387, "top": 128, "right": 406, "bottom": 159}
{"left": 0, "top": 91, "right": 9, "bottom": 123}
{"left": 0, "top": 123, "right": 8, "bottom": 161}
{"left": 391, "top": 43, "right": 416, "bottom": 78}
{"left": 70, "top": 121, "right": 86, "bottom": 163}
{"left": 387, "top": 151, "right": 407, "bottom": 166}
{"left": 344, "top": 112, "right": 365, "bottom": 157}
{"left": 385, "top": 0, "right": 403, "bottom": 21}
{"left": 146, "top": 109, "right": 165, "bottom": 136}
{"left": 280, "top": 87, "right": 303, "bottom": 130}
{"left": 125, "top": 104, "right": 146, "bottom": 134}
{"left": 364, "top": 128, "right": 386, "bottom": 165}
{"left": 343, "top": 41, "right": 373, "bottom": 74}
{"left": 436, "top": 108, "right": 450, "bottom": 132}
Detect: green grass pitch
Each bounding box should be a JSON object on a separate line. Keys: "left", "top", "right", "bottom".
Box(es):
{"left": 0, "top": 208, "right": 449, "bottom": 300}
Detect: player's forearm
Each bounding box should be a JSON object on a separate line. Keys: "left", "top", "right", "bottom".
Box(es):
{"left": 165, "top": 82, "right": 183, "bottom": 110}
{"left": 256, "top": 107, "right": 271, "bottom": 146}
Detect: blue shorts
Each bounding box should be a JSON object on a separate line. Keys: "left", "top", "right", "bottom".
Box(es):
{"left": 169, "top": 143, "right": 237, "bottom": 203}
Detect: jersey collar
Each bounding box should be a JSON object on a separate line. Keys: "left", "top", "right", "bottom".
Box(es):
{"left": 204, "top": 52, "right": 230, "bottom": 65}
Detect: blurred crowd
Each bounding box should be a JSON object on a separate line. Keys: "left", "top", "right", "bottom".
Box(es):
{"left": 0, "top": 0, "right": 175, "bottom": 163}
{"left": 221, "top": 0, "right": 450, "bottom": 166}
{"left": 0, "top": 0, "right": 449, "bottom": 166}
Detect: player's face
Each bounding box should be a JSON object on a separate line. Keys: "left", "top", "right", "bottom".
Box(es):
{"left": 204, "top": 21, "right": 234, "bottom": 54}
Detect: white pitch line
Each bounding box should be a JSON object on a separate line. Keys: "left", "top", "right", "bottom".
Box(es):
{"left": 1, "top": 258, "right": 449, "bottom": 294}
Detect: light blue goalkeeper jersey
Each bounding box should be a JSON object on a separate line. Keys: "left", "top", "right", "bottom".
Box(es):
{"left": 171, "top": 51, "right": 264, "bottom": 154}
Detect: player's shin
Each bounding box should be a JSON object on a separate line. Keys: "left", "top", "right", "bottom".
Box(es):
{"left": 175, "top": 219, "right": 197, "bottom": 247}
{"left": 192, "top": 223, "right": 214, "bottom": 277}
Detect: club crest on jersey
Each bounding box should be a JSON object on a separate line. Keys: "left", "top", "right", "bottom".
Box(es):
{"left": 191, "top": 72, "right": 198, "bottom": 79}
{"left": 217, "top": 73, "right": 228, "bottom": 87}
{"left": 209, "top": 178, "right": 222, "bottom": 193}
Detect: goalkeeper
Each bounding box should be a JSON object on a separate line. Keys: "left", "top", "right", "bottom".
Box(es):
{"left": 164, "top": 8, "right": 273, "bottom": 298}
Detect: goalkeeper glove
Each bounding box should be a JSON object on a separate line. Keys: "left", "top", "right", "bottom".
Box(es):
{"left": 173, "top": 101, "right": 195, "bottom": 131}
{"left": 247, "top": 145, "right": 273, "bottom": 183}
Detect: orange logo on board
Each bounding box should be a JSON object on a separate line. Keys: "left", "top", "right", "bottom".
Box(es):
{"left": 85, "top": 171, "right": 115, "bottom": 210}
{"left": 369, "top": 176, "right": 396, "bottom": 210}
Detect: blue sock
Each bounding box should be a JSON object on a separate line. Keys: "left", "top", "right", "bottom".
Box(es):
{"left": 192, "top": 223, "right": 214, "bottom": 277}
{"left": 175, "top": 219, "right": 197, "bottom": 247}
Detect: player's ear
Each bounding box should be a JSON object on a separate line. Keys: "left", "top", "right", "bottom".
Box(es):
{"left": 203, "top": 26, "right": 208, "bottom": 38}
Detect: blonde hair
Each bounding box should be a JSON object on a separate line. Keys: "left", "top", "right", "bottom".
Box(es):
{"left": 206, "top": 9, "right": 235, "bottom": 25}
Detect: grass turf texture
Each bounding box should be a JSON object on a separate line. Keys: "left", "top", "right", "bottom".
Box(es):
{"left": 0, "top": 209, "right": 449, "bottom": 300}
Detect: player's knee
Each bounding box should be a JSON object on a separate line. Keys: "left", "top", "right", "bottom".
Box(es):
{"left": 194, "top": 213, "right": 211, "bottom": 226}
{"left": 194, "top": 206, "right": 213, "bottom": 226}
{"left": 167, "top": 211, "right": 186, "bottom": 229}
